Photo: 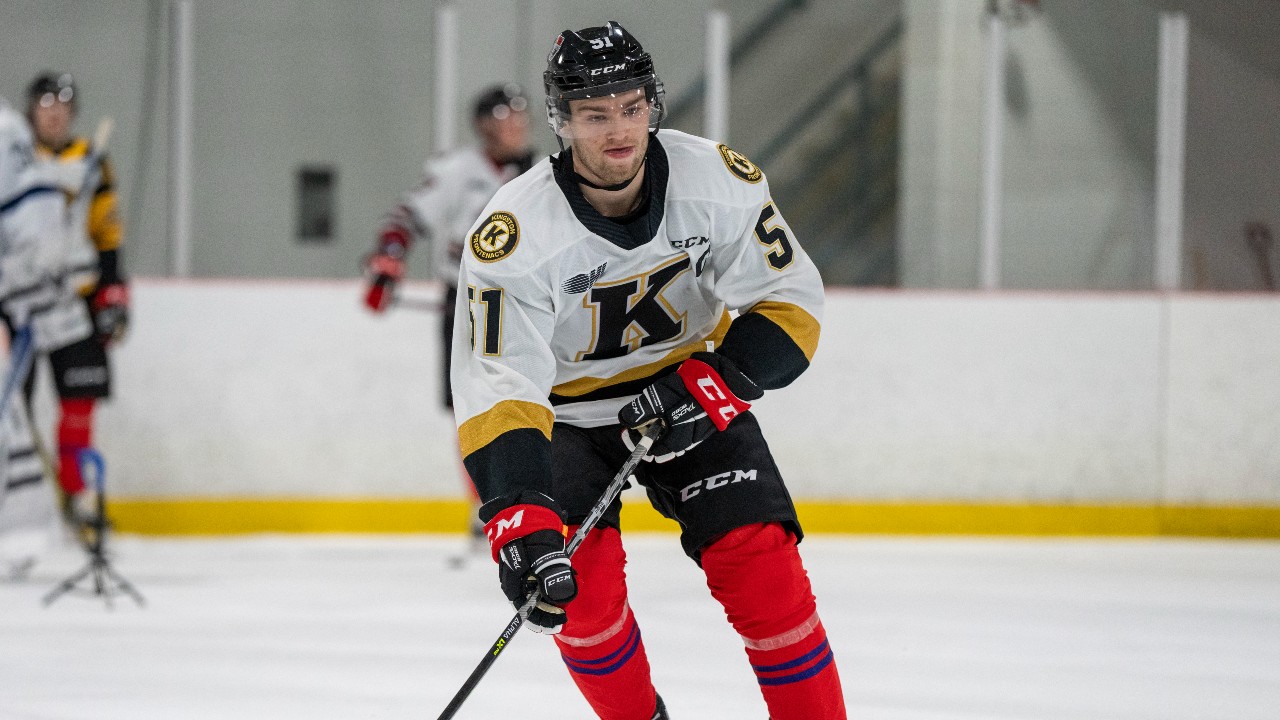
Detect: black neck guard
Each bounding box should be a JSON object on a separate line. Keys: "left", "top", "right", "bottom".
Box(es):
{"left": 554, "top": 134, "right": 668, "bottom": 251}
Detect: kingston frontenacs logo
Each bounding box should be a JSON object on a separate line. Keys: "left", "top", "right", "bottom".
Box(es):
{"left": 471, "top": 211, "right": 520, "bottom": 262}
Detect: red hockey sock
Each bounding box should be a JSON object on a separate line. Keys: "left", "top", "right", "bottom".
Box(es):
{"left": 554, "top": 526, "right": 658, "bottom": 720}
{"left": 701, "top": 523, "right": 847, "bottom": 720}
{"left": 57, "top": 397, "right": 96, "bottom": 495}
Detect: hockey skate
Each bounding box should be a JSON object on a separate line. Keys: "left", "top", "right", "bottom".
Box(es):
{"left": 2, "top": 556, "right": 37, "bottom": 581}
{"left": 652, "top": 694, "right": 669, "bottom": 719}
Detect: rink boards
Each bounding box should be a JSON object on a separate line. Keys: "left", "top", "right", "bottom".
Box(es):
{"left": 59, "top": 279, "right": 1280, "bottom": 537}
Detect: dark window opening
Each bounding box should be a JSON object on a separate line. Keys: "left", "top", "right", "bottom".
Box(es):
{"left": 296, "top": 166, "right": 336, "bottom": 242}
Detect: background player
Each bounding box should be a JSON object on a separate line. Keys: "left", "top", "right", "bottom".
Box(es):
{"left": 0, "top": 94, "right": 81, "bottom": 575}
{"left": 363, "top": 84, "right": 534, "bottom": 554}
{"left": 452, "top": 22, "right": 846, "bottom": 719}
{"left": 23, "top": 72, "right": 130, "bottom": 530}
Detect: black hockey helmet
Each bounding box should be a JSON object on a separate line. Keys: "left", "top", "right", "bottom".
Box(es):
{"left": 543, "top": 21, "right": 665, "bottom": 137}
{"left": 474, "top": 83, "right": 529, "bottom": 120}
{"left": 27, "top": 72, "right": 77, "bottom": 112}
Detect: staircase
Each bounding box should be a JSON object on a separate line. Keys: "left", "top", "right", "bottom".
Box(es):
{"left": 665, "top": 0, "right": 904, "bottom": 286}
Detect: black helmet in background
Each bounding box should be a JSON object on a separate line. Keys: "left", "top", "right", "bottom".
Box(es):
{"left": 26, "top": 72, "right": 78, "bottom": 114}
{"left": 474, "top": 83, "right": 529, "bottom": 121}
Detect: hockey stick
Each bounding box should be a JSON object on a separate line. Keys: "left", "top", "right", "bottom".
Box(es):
{"left": 62, "top": 117, "right": 115, "bottom": 279}
{"left": 0, "top": 327, "right": 35, "bottom": 437}
{"left": 436, "top": 420, "right": 664, "bottom": 720}
{"left": 0, "top": 326, "right": 36, "bottom": 518}
{"left": 391, "top": 294, "right": 444, "bottom": 313}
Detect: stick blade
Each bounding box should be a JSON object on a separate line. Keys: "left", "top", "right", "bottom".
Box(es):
{"left": 92, "top": 117, "right": 115, "bottom": 154}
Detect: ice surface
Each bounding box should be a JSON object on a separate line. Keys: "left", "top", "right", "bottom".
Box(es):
{"left": 1, "top": 534, "right": 1278, "bottom": 719}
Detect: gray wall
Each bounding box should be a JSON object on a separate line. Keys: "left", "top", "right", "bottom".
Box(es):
{"left": 1182, "top": 8, "right": 1280, "bottom": 290}
{"left": 900, "top": 0, "right": 1159, "bottom": 289}
{"left": 8, "top": 0, "right": 1276, "bottom": 287}
{"left": 0, "top": 0, "right": 716, "bottom": 279}
{"left": 899, "top": 0, "right": 1280, "bottom": 290}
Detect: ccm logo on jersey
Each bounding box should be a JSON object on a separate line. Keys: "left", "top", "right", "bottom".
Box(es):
{"left": 471, "top": 211, "right": 520, "bottom": 262}
{"left": 670, "top": 236, "right": 709, "bottom": 250}
{"left": 589, "top": 63, "right": 626, "bottom": 76}
{"left": 680, "top": 469, "right": 759, "bottom": 502}
{"left": 717, "top": 144, "right": 763, "bottom": 184}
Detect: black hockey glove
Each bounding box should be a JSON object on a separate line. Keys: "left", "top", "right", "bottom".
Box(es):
{"left": 618, "top": 352, "right": 763, "bottom": 463}
{"left": 479, "top": 491, "right": 578, "bottom": 634}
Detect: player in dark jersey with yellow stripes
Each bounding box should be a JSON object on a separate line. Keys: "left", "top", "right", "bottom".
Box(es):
{"left": 24, "top": 73, "right": 129, "bottom": 528}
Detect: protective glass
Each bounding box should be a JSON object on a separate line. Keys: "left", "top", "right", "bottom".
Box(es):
{"left": 553, "top": 91, "right": 661, "bottom": 140}
{"left": 37, "top": 88, "right": 74, "bottom": 108}
{"left": 488, "top": 95, "right": 529, "bottom": 121}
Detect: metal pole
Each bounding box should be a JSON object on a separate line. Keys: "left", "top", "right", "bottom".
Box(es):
{"left": 168, "top": 0, "right": 193, "bottom": 277}
{"left": 978, "top": 3, "right": 1006, "bottom": 290}
{"left": 434, "top": 2, "right": 459, "bottom": 154}
{"left": 1154, "top": 11, "right": 1189, "bottom": 291}
{"left": 705, "top": 7, "right": 730, "bottom": 143}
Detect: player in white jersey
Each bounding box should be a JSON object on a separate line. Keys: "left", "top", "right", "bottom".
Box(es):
{"left": 451, "top": 22, "right": 846, "bottom": 720}
{"left": 364, "top": 84, "right": 534, "bottom": 323}
{"left": 364, "top": 85, "right": 533, "bottom": 551}
{"left": 0, "top": 97, "right": 79, "bottom": 575}
{"left": 25, "top": 72, "right": 129, "bottom": 531}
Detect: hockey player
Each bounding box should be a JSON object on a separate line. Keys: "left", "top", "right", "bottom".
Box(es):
{"left": 24, "top": 72, "right": 129, "bottom": 528}
{"left": 451, "top": 21, "right": 846, "bottom": 720}
{"left": 0, "top": 95, "right": 81, "bottom": 574}
{"left": 364, "top": 84, "right": 533, "bottom": 551}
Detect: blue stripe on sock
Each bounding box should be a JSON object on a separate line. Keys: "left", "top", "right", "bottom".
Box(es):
{"left": 751, "top": 639, "right": 830, "bottom": 674}
{"left": 755, "top": 648, "right": 835, "bottom": 686}
{"left": 564, "top": 624, "right": 638, "bottom": 666}
{"left": 562, "top": 625, "right": 641, "bottom": 676}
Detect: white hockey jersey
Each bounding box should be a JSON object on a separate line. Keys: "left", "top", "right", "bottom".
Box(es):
{"left": 0, "top": 98, "right": 66, "bottom": 310}
{"left": 386, "top": 146, "right": 528, "bottom": 284}
{"left": 0, "top": 100, "right": 92, "bottom": 353}
{"left": 0, "top": 100, "right": 60, "bottom": 561}
{"left": 451, "top": 129, "right": 822, "bottom": 481}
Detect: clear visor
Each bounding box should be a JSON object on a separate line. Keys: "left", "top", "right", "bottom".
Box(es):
{"left": 487, "top": 96, "right": 529, "bottom": 121}
{"left": 551, "top": 88, "right": 662, "bottom": 140}
{"left": 37, "top": 88, "right": 74, "bottom": 108}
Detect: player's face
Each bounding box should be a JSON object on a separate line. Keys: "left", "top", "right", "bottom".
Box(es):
{"left": 565, "top": 89, "right": 652, "bottom": 186}
{"left": 478, "top": 105, "right": 530, "bottom": 162}
{"left": 31, "top": 97, "right": 74, "bottom": 148}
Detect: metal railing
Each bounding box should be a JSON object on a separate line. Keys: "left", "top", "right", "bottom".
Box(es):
{"left": 661, "top": 2, "right": 904, "bottom": 286}
{"left": 768, "top": 18, "right": 904, "bottom": 286}
{"left": 663, "top": 0, "right": 808, "bottom": 126}
{"left": 755, "top": 17, "right": 903, "bottom": 168}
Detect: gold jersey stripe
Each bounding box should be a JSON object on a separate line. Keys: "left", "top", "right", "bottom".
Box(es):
{"left": 552, "top": 310, "right": 733, "bottom": 398}
{"left": 35, "top": 137, "right": 91, "bottom": 160}
{"left": 458, "top": 398, "right": 554, "bottom": 457}
{"left": 748, "top": 301, "right": 820, "bottom": 361}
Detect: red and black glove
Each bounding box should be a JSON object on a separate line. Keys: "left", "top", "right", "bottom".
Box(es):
{"left": 362, "top": 230, "right": 408, "bottom": 313}
{"left": 479, "top": 490, "right": 578, "bottom": 634}
{"left": 92, "top": 282, "right": 130, "bottom": 345}
{"left": 618, "top": 352, "right": 763, "bottom": 463}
